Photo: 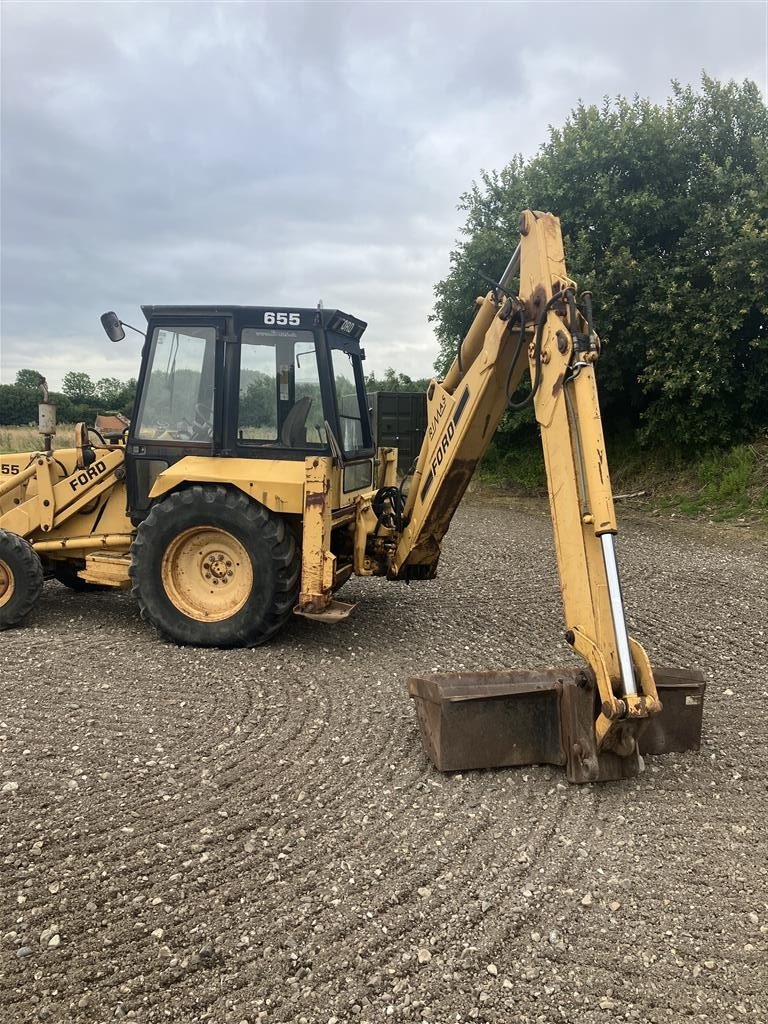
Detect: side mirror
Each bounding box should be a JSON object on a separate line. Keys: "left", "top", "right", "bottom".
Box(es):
{"left": 100, "top": 311, "right": 125, "bottom": 343}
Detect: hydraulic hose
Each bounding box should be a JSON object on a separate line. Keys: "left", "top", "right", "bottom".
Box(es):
{"left": 506, "top": 290, "right": 573, "bottom": 411}
{"left": 503, "top": 307, "right": 529, "bottom": 408}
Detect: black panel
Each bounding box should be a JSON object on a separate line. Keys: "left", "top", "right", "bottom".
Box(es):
{"left": 371, "top": 391, "right": 428, "bottom": 473}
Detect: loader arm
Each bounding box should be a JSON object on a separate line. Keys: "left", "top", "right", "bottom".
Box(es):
{"left": 393, "top": 210, "right": 660, "bottom": 756}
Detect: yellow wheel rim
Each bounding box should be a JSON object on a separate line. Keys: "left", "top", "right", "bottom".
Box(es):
{"left": 0, "top": 558, "right": 14, "bottom": 608}
{"left": 161, "top": 527, "right": 253, "bottom": 622}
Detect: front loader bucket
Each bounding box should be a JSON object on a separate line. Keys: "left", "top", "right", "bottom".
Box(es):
{"left": 408, "top": 667, "right": 705, "bottom": 784}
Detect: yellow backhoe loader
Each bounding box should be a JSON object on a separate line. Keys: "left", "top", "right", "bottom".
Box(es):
{"left": 0, "top": 211, "right": 704, "bottom": 782}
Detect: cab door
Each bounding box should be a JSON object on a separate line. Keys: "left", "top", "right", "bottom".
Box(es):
{"left": 126, "top": 316, "right": 228, "bottom": 521}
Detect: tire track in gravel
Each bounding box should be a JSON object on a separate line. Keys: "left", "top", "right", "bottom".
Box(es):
{"left": 308, "top": 789, "right": 591, "bottom": 970}
{"left": 84, "top": 695, "right": 575, "bottom": 1015}
{"left": 5, "top": 634, "right": 418, "bottom": 1010}
{"left": 2, "top": 503, "right": 766, "bottom": 1024}
{"left": 214, "top": 779, "right": 605, "bottom": 1024}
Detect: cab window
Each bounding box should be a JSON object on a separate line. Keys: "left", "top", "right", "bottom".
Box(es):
{"left": 238, "top": 336, "right": 278, "bottom": 441}
{"left": 135, "top": 326, "right": 216, "bottom": 442}
{"left": 239, "top": 329, "right": 326, "bottom": 447}
{"left": 330, "top": 340, "right": 371, "bottom": 455}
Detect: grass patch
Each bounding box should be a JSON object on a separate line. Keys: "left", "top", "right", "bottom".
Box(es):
{"left": 477, "top": 434, "right": 768, "bottom": 525}
{"left": 477, "top": 435, "right": 547, "bottom": 495}
{"left": 0, "top": 423, "right": 77, "bottom": 455}
{"left": 653, "top": 444, "right": 768, "bottom": 522}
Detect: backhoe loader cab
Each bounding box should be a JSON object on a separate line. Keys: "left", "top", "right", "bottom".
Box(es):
{"left": 127, "top": 305, "right": 374, "bottom": 519}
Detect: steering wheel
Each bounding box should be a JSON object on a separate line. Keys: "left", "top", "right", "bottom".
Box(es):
{"left": 192, "top": 403, "right": 213, "bottom": 441}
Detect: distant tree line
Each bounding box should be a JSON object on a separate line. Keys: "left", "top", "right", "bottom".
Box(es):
{"left": 432, "top": 76, "right": 768, "bottom": 453}
{"left": 365, "top": 368, "right": 431, "bottom": 394}
{"left": 0, "top": 364, "right": 432, "bottom": 429}
{"left": 0, "top": 370, "right": 136, "bottom": 426}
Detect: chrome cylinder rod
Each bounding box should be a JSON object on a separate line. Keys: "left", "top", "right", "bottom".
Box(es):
{"left": 499, "top": 243, "right": 521, "bottom": 292}
{"left": 600, "top": 533, "right": 638, "bottom": 697}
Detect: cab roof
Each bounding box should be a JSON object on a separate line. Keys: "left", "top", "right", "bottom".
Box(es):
{"left": 140, "top": 305, "right": 367, "bottom": 340}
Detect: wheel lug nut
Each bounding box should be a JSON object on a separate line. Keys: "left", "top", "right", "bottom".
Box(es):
{"left": 227, "top": 570, "right": 233, "bottom": 577}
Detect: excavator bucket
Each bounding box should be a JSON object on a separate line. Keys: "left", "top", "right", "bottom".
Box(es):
{"left": 408, "top": 666, "right": 705, "bottom": 784}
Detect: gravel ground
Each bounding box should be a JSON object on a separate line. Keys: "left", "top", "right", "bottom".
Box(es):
{"left": 1, "top": 499, "right": 767, "bottom": 1024}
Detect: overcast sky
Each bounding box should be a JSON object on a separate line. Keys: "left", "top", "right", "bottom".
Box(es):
{"left": 1, "top": 0, "right": 766, "bottom": 389}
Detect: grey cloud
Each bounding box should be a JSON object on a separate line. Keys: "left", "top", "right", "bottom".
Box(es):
{"left": 1, "top": 0, "right": 765, "bottom": 386}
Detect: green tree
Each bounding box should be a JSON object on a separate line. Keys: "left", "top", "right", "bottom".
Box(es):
{"left": 433, "top": 76, "right": 768, "bottom": 450}
{"left": 95, "top": 377, "right": 126, "bottom": 407}
{"left": 239, "top": 371, "right": 277, "bottom": 432}
{"left": 0, "top": 385, "right": 38, "bottom": 425}
{"left": 62, "top": 371, "right": 96, "bottom": 404}
{"left": 118, "top": 378, "right": 138, "bottom": 417}
{"left": 0, "top": 373, "right": 136, "bottom": 427}
{"left": 365, "top": 367, "right": 431, "bottom": 393}
{"left": 14, "top": 369, "right": 45, "bottom": 393}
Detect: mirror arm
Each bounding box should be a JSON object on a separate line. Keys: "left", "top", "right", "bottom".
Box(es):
{"left": 120, "top": 321, "right": 146, "bottom": 338}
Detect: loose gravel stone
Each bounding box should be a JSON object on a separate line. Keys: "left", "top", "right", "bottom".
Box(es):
{"left": 0, "top": 501, "right": 765, "bottom": 1023}
{"left": 39, "top": 925, "right": 58, "bottom": 946}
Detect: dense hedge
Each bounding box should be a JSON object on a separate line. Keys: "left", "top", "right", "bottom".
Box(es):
{"left": 432, "top": 76, "right": 768, "bottom": 451}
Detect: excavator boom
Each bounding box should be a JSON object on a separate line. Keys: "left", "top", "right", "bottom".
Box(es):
{"left": 402, "top": 211, "right": 705, "bottom": 781}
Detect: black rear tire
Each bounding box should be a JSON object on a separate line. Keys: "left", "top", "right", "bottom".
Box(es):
{"left": 130, "top": 485, "right": 300, "bottom": 647}
{"left": 0, "top": 530, "right": 44, "bottom": 630}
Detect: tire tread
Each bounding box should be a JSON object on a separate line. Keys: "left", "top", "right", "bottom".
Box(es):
{"left": 130, "top": 486, "right": 299, "bottom": 647}
{"left": 0, "top": 529, "right": 44, "bottom": 629}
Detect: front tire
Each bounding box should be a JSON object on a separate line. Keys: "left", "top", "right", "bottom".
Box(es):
{"left": 130, "top": 486, "right": 300, "bottom": 647}
{"left": 0, "top": 530, "right": 44, "bottom": 630}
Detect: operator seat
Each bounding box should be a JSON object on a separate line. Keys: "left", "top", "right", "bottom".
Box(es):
{"left": 280, "top": 396, "right": 312, "bottom": 447}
